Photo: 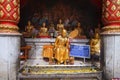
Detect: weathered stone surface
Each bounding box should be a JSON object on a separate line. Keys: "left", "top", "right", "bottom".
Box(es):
{"left": 102, "top": 33, "right": 120, "bottom": 80}
{"left": 0, "top": 33, "right": 21, "bottom": 80}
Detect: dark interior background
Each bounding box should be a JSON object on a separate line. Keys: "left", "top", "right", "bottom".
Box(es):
{"left": 19, "top": 0, "right": 102, "bottom": 37}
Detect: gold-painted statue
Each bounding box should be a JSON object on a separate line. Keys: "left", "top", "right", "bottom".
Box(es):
{"left": 75, "top": 22, "right": 84, "bottom": 37}
{"left": 25, "top": 21, "right": 34, "bottom": 33}
{"left": 54, "top": 29, "right": 69, "bottom": 65}
{"left": 90, "top": 32, "right": 100, "bottom": 55}
{"left": 57, "top": 19, "right": 64, "bottom": 35}
{"left": 22, "top": 21, "right": 34, "bottom": 37}
{"left": 38, "top": 22, "right": 48, "bottom": 36}
{"left": 69, "top": 22, "right": 86, "bottom": 39}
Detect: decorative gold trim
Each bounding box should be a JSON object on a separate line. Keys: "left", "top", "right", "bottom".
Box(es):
{"left": 117, "top": 0, "right": 120, "bottom": 5}
{"left": 13, "top": 0, "right": 17, "bottom": 6}
{"left": 102, "top": 25, "right": 120, "bottom": 33}
{"left": 105, "top": 12, "right": 109, "bottom": 18}
{"left": 111, "top": 5, "right": 116, "bottom": 11}
{"left": 0, "top": 0, "right": 4, "bottom": 3}
{"left": 6, "top": 4, "right": 11, "bottom": 12}
{"left": 0, "top": 10, "right": 4, "bottom": 18}
{"left": 13, "top": 13, "right": 17, "bottom": 19}
{"left": 116, "top": 11, "right": 120, "bottom": 17}
{"left": 106, "top": 0, "right": 110, "bottom": 6}
{"left": 0, "top": 19, "right": 19, "bottom": 23}
{"left": 0, "top": 24, "right": 19, "bottom": 33}
{"left": 7, "top": 0, "right": 10, "bottom": 2}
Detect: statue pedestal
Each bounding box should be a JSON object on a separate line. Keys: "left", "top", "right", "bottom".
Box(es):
{"left": 0, "top": 33, "right": 21, "bottom": 80}
{"left": 101, "top": 33, "right": 120, "bottom": 80}
{"left": 25, "top": 38, "right": 89, "bottom": 65}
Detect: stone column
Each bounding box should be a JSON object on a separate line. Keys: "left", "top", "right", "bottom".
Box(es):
{"left": 0, "top": 0, "right": 21, "bottom": 80}
{"left": 102, "top": 0, "right": 120, "bottom": 80}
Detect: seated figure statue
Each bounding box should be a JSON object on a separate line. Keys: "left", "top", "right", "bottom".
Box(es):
{"left": 48, "top": 23, "right": 56, "bottom": 38}
{"left": 54, "top": 29, "right": 69, "bottom": 65}
{"left": 57, "top": 19, "right": 64, "bottom": 35}
{"left": 90, "top": 32, "right": 100, "bottom": 55}
{"left": 69, "top": 22, "right": 86, "bottom": 39}
{"left": 38, "top": 22, "right": 49, "bottom": 37}
{"left": 25, "top": 21, "right": 34, "bottom": 33}
{"left": 23, "top": 21, "right": 34, "bottom": 37}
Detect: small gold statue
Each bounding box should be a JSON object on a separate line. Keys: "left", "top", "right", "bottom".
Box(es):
{"left": 69, "top": 22, "right": 86, "bottom": 39}
{"left": 57, "top": 19, "right": 64, "bottom": 35}
{"left": 77, "top": 22, "right": 84, "bottom": 36}
{"left": 25, "top": 21, "right": 34, "bottom": 33}
{"left": 90, "top": 32, "right": 100, "bottom": 55}
{"left": 38, "top": 22, "right": 48, "bottom": 36}
{"left": 54, "top": 29, "right": 69, "bottom": 65}
{"left": 22, "top": 21, "right": 34, "bottom": 37}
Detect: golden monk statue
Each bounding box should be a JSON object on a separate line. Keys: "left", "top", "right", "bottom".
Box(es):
{"left": 38, "top": 22, "right": 48, "bottom": 36}
{"left": 54, "top": 29, "right": 69, "bottom": 65}
{"left": 90, "top": 32, "right": 100, "bottom": 55}
{"left": 57, "top": 19, "right": 64, "bottom": 35}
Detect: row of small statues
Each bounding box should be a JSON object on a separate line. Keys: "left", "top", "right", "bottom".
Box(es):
{"left": 22, "top": 19, "right": 86, "bottom": 39}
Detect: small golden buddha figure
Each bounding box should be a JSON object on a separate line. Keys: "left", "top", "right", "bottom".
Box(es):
{"left": 57, "top": 19, "right": 64, "bottom": 35}
{"left": 90, "top": 32, "right": 100, "bottom": 55}
{"left": 22, "top": 21, "right": 34, "bottom": 37}
{"left": 54, "top": 29, "right": 69, "bottom": 65}
{"left": 25, "top": 21, "right": 34, "bottom": 33}
{"left": 38, "top": 22, "right": 48, "bottom": 36}
{"left": 69, "top": 22, "right": 86, "bottom": 39}
{"left": 76, "top": 22, "right": 84, "bottom": 37}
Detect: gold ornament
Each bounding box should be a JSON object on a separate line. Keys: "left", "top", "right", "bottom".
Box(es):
{"left": 0, "top": 10, "right": 4, "bottom": 18}
{"left": 13, "top": 13, "right": 17, "bottom": 19}
{"left": 111, "top": 5, "right": 116, "bottom": 11}
{"left": 13, "top": 0, "right": 17, "bottom": 6}
{"left": 6, "top": 4, "right": 11, "bottom": 12}
{"left": 106, "top": 0, "right": 110, "bottom": 6}
{"left": 105, "top": 12, "right": 109, "bottom": 18}
{"left": 117, "top": 0, "right": 120, "bottom": 5}
{"left": 0, "top": 0, "right": 4, "bottom": 3}
{"left": 116, "top": 11, "right": 120, "bottom": 17}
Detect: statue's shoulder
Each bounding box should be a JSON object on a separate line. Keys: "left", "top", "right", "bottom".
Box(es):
{"left": 57, "top": 35, "right": 62, "bottom": 39}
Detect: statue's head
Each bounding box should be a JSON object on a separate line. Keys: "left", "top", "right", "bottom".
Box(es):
{"left": 77, "top": 22, "right": 81, "bottom": 27}
{"left": 94, "top": 33, "right": 100, "bottom": 39}
{"left": 28, "top": 21, "right": 31, "bottom": 25}
{"left": 42, "top": 22, "right": 46, "bottom": 27}
{"left": 62, "top": 29, "right": 67, "bottom": 37}
{"left": 59, "top": 19, "right": 62, "bottom": 24}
